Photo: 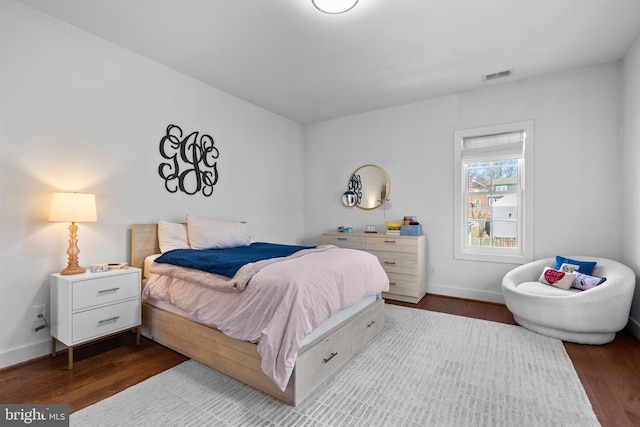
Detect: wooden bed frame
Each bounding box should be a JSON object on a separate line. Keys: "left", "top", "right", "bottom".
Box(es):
{"left": 131, "top": 224, "right": 384, "bottom": 405}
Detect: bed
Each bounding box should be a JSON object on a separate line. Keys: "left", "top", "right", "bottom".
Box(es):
{"left": 130, "top": 221, "right": 388, "bottom": 405}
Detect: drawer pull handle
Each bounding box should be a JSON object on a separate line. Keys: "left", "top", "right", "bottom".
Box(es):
{"left": 384, "top": 261, "right": 396, "bottom": 265}
{"left": 367, "top": 320, "right": 376, "bottom": 328}
{"left": 98, "top": 287, "right": 120, "bottom": 294}
{"left": 323, "top": 352, "right": 338, "bottom": 363}
{"left": 98, "top": 316, "right": 120, "bottom": 325}
{"left": 384, "top": 240, "right": 397, "bottom": 244}
{"left": 337, "top": 237, "right": 347, "bottom": 241}
{"left": 389, "top": 282, "right": 396, "bottom": 286}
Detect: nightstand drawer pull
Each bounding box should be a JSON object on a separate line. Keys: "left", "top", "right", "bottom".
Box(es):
{"left": 366, "top": 320, "right": 376, "bottom": 328}
{"left": 323, "top": 352, "right": 338, "bottom": 363}
{"left": 389, "top": 282, "right": 396, "bottom": 286}
{"left": 337, "top": 237, "right": 347, "bottom": 241}
{"left": 98, "top": 287, "right": 120, "bottom": 294}
{"left": 384, "top": 261, "right": 396, "bottom": 265}
{"left": 384, "top": 240, "right": 397, "bottom": 244}
{"left": 98, "top": 316, "right": 120, "bottom": 325}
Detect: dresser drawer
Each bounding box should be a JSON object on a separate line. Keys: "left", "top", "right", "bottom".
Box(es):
{"left": 322, "top": 234, "right": 366, "bottom": 249}
{"left": 387, "top": 273, "right": 420, "bottom": 292}
{"left": 295, "top": 322, "right": 351, "bottom": 399}
{"left": 72, "top": 299, "right": 141, "bottom": 343}
{"left": 368, "top": 250, "right": 418, "bottom": 275}
{"left": 351, "top": 299, "right": 384, "bottom": 353}
{"left": 365, "top": 236, "right": 418, "bottom": 254}
{"left": 73, "top": 273, "right": 140, "bottom": 310}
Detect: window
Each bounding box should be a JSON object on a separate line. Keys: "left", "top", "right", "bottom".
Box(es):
{"left": 454, "top": 121, "right": 534, "bottom": 263}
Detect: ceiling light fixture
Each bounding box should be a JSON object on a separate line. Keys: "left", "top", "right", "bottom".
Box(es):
{"left": 312, "top": 0, "right": 359, "bottom": 14}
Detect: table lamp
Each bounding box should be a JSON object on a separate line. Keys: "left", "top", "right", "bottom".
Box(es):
{"left": 49, "top": 192, "right": 97, "bottom": 275}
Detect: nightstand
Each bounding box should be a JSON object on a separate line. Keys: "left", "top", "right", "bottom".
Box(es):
{"left": 50, "top": 267, "right": 142, "bottom": 369}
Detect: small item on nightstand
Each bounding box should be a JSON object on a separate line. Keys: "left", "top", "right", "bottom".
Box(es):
{"left": 336, "top": 226, "right": 353, "bottom": 233}
{"left": 108, "top": 262, "right": 128, "bottom": 269}
{"left": 364, "top": 225, "right": 377, "bottom": 233}
{"left": 90, "top": 263, "right": 109, "bottom": 273}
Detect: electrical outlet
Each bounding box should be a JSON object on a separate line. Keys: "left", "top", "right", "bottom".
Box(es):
{"left": 32, "top": 304, "right": 47, "bottom": 323}
{"left": 430, "top": 265, "right": 437, "bottom": 275}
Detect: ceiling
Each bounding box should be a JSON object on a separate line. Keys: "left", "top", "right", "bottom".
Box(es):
{"left": 17, "top": 0, "right": 640, "bottom": 124}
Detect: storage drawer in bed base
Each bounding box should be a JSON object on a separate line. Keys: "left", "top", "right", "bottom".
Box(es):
{"left": 142, "top": 297, "right": 384, "bottom": 405}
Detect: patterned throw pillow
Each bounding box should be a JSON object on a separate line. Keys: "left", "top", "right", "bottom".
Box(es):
{"left": 572, "top": 272, "right": 607, "bottom": 291}
{"left": 539, "top": 267, "right": 576, "bottom": 290}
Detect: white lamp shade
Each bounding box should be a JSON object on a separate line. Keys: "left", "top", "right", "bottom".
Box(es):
{"left": 312, "top": 0, "right": 358, "bottom": 14}
{"left": 49, "top": 192, "right": 97, "bottom": 223}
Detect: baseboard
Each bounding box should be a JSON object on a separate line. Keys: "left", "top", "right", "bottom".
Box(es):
{"left": 628, "top": 316, "right": 640, "bottom": 341}
{"left": 427, "top": 283, "right": 505, "bottom": 304}
{"left": 0, "top": 338, "right": 52, "bottom": 370}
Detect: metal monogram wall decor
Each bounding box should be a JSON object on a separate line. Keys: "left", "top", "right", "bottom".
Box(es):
{"left": 158, "top": 124, "right": 220, "bottom": 196}
{"left": 348, "top": 173, "right": 363, "bottom": 206}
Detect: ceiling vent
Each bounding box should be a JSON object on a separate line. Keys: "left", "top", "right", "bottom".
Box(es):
{"left": 483, "top": 69, "right": 513, "bottom": 81}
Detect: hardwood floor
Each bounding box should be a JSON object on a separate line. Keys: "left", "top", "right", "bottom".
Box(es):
{"left": 1, "top": 295, "right": 638, "bottom": 426}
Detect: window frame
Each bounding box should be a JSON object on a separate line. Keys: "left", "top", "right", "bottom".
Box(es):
{"left": 453, "top": 121, "right": 534, "bottom": 264}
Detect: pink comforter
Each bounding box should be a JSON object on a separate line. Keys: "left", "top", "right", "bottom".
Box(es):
{"left": 142, "top": 246, "right": 389, "bottom": 391}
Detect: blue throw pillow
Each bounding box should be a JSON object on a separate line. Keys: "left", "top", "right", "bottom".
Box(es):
{"left": 554, "top": 256, "right": 596, "bottom": 275}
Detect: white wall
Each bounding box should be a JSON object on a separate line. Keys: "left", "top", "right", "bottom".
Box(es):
{"left": 0, "top": 1, "right": 304, "bottom": 368}
{"left": 304, "top": 64, "right": 623, "bottom": 303}
{"left": 622, "top": 34, "right": 640, "bottom": 338}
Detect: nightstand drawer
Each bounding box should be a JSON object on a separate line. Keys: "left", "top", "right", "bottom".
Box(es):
{"left": 73, "top": 273, "right": 139, "bottom": 310}
{"left": 72, "top": 299, "right": 141, "bottom": 343}
{"left": 322, "top": 234, "right": 366, "bottom": 249}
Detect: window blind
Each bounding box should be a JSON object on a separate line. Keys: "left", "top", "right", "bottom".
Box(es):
{"left": 461, "top": 131, "right": 524, "bottom": 162}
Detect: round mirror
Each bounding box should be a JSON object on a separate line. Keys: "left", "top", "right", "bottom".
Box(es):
{"left": 347, "top": 164, "right": 390, "bottom": 210}
{"left": 342, "top": 191, "right": 358, "bottom": 207}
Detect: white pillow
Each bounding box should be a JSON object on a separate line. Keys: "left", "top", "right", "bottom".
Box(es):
{"left": 187, "top": 214, "right": 251, "bottom": 250}
{"left": 157, "top": 221, "right": 189, "bottom": 253}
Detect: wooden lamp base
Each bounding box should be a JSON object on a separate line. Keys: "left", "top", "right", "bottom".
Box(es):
{"left": 60, "top": 222, "right": 86, "bottom": 275}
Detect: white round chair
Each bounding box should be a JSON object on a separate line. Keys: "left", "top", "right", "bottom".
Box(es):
{"left": 502, "top": 256, "right": 636, "bottom": 344}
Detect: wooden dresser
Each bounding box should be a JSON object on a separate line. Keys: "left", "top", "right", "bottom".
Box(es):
{"left": 322, "top": 230, "right": 427, "bottom": 303}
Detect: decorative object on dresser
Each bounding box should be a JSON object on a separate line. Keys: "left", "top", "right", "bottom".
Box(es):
{"left": 48, "top": 192, "right": 97, "bottom": 275}
{"left": 323, "top": 230, "right": 427, "bottom": 303}
{"left": 50, "top": 267, "right": 142, "bottom": 369}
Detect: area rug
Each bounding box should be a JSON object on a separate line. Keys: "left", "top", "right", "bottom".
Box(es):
{"left": 71, "top": 305, "right": 599, "bottom": 426}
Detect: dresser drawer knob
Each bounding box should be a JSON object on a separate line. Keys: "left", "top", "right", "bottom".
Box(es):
{"left": 98, "top": 287, "right": 120, "bottom": 294}
{"left": 98, "top": 316, "right": 120, "bottom": 325}
{"left": 323, "top": 352, "right": 338, "bottom": 363}
{"left": 366, "top": 320, "right": 376, "bottom": 328}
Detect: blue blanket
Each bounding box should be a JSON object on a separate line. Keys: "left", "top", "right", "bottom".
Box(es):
{"left": 154, "top": 242, "right": 316, "bottom": 278}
